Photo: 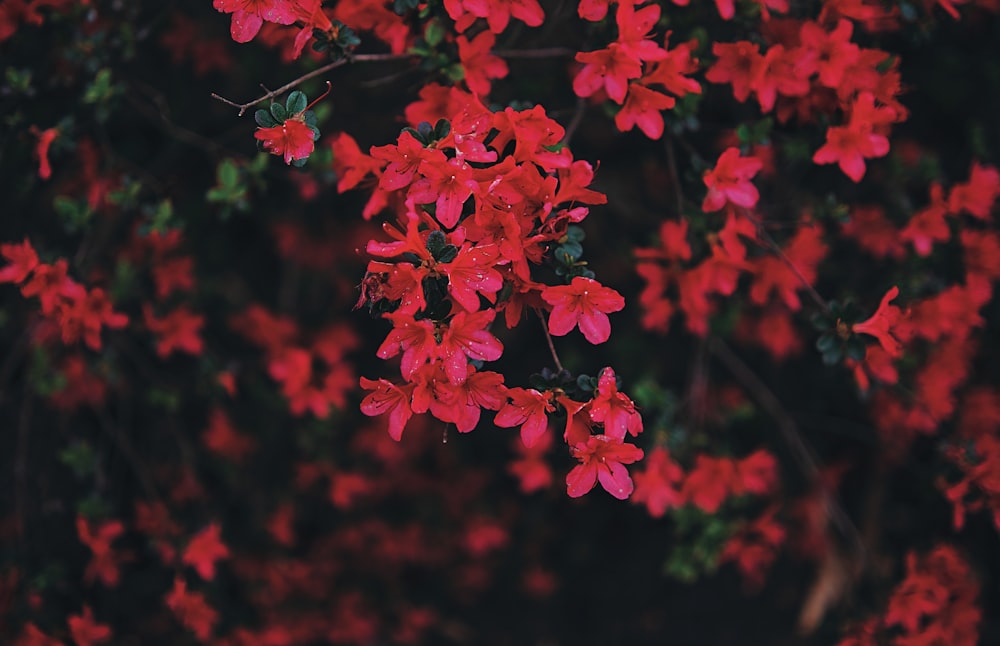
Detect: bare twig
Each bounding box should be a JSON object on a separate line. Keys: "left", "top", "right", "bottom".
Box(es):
{"left": 14, "top": 378, "right": 33, "bottom": 546}
{"left": 211, "top": 52, "right": 414, "bottom": 116}
{"left": 746, "top": 213, "right": 831, "bottom": 313}
{"left": 665, "top": 136, "right": 686, "bottom": 217}
{"left": 708, "top": 337, "right": 865, "bottom": 561}
{"left": 98, "top": 408, "right": 161, "bottom": 503}
{"left": 494, "top": 47, "right": 576, "bottom": 58}
{"left": 561, "top": 96, "right": 586, "bottom": 148}
{"left": 536, "top": 309, "right": 565, "bottom": 373}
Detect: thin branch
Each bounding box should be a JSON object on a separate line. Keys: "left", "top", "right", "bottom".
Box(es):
{"left": 495, "top": 47, "right": 576, "bottom": 58}
{"left": 211, "top": 52, "right": 413, "bottom": 116}
{"left": 536, "top": 309, "right": 565, "bottom": 373}
{"left": 561, "top": 96, "right": 586, "bottom": 148}
{"left": 98, "top": 408, "right": 161, "bottom": 503}
{"left": 708, "top": 337, "right": 865, "bottom": 562}
{"left": 14, "top": 377, "right": 32, "bottom": 546}
{"left": 665, "top": 136, "right": 686, "bottom": 217}
{"left": 746, "top": 212, "right": 831, "bottom": 313}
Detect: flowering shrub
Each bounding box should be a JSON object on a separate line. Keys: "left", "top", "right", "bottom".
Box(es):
{"left": 1, "top": 0, "right": 999, "bottom": 643}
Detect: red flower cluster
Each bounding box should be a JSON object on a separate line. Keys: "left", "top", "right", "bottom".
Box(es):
{"left": 839, "top": 545, "right": 980, "bottom": 646}
{"left": 0, "top": 239, "right": 128, "bottom": 351}
{"left": 574, "top": 3, "right": 702, "bottom": 139}
{"left": 334, "top": 88, "right": 644, "bottom": 497}
{"left": 706, "top": 19, "right": 906, "bottom": 181}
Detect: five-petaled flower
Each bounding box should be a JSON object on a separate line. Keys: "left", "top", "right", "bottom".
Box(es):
{"left": 541, "top": 277, "right": 625, "bottom": 344}
{"left": 254, "top": 118, "right": 318, "bottom": 165}
{"left": 702, "top": 147, "right": 763, "bottom": 212}
{"left": 853, "top": 286, "right": 905, "bottom": 358}
{"left": 566, "top": 435, "right": 645, "bottom": 500}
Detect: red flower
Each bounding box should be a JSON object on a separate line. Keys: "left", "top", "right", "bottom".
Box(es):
{"left": 165, "top": 577, "right": 218, "bottom": 641}
{"left": 182, "top": 523, "right": 230, "bottom": 581}
{"left": 643, "top": 35, "right": 702, "bottom": 99}
{"left": 631, "top": 447, "right": 685, "bottom": 517}
{"left": 0, "top": 238, "right": 39, "bottom": 284}
{"left": 566, "top": 435, "right": 644, "bottom": 500}
{"left": 68, "top": 606, "right": 112, "bottom": 646}
{"left": 437, "top": 309, "right": 504, "bottom": 384}
{"left": 948, "top": 161, "right": 1000, "bottom": 219}
{"left": 21, "top": 259, "right": 78, "bottom": 315}
{"left": 812, "top": 92, "right": 895, "bottom": 182}
{"left": 457, "top": 31, "right": 508, "bottom": 97}
{"left": 57, "top": 287, "right": 129, "bottom": 351}
{"left": 254, "top": 118, "right": 317, "bottom": 165}
{"left": 212, "top": 0, "right": 297, "bottom": 43}
{"left": 330, "top": 132, "right": 381, "bottom": 192}
{"left": 371, "top": 130, "right": 442, "bottom": 192}
{"left": 702, "top": 147, "right": 763, "bottom": 212}
{"left": 901, "top": 183, "right": 951, "bottom": 256}
{"left": 853, "top": 286, "right": 905, "bottom": 358}
{"left": 614, "top": 84, "right": 675, "bottom": 139}
{"left": 508, "top": 431, "right": 553, "bottom": 493}
{"left": 574, "top": 43, "right": 644, "bottom": 104}
{"left": 706, "top": 41, "right": 763, "bottom": 104}
{"left": 144, "top": 305, "right": 205, "bottom": 357}
{"left": 588, "top": 367, "right": 643, "bottom": 441}
{"left": 29, "top": 125, "right": 58, "bottom": 179}
{"left": 541, "top": 276, "right": 625, "bottom": 344}
{"left": 409, "top": 157, "right": 479, "bottom": 228}
{"left": 494, "top": 387, "right": 555, "bottom": 447}
{"left": 799, "top": 19, "right": 860, "bottom": 89}
{"left": 202, "top": 408, "right": 256, "bottom": 462}
{"left": 682, "top": 455, "right": 737, "bottom": 513}
{"left": 77, "top": 516, "right": 125, "bottom": 587}
{"left": 443, "top": 0, "right": 544, "bottom": 34}
{"left": 360, "top": 377, "right": 414, "bottom": 441}
{"left": 440, "top": 243, "right": 504, "bottom": 312}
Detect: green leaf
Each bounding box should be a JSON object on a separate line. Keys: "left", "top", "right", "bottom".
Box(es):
{"left": 815, "top": 333, "right": 838, "bottom": 353}
{"left": 270, "top": 102, "right": 287, "bottom": 122}
{"left": 436, "top": 244, "right": 458, "bottom": 263}
{"left": 845, "top": 337, "right": 866, "bottom": 362}
{"left": 822, "top": 346, "right": 843, "bottom": 366}
{"left": 445, "top": 63, "right": 465, "bottom": 82}
{"left": 255, "top": 109, "right": 277, "bottom": 128}
{"left": 434, "top": 118, "right": 451, "bottom": 140}
{"left": 424, "top": 20, "right": 445, "bottom": 48}
{"left": 219, "top": 159, "right": 239, "bottom": 187}
{"left": 426, "top": 230, "right": 446, "bottom": 257}
{"left": 559, "top": 241, "right": 583, "bottom": 261}
{"left": 286, "top": 90, "right": 307, "bottom": 115}
{"left": 59, "top": 442, "right": 97, "bottom": 478}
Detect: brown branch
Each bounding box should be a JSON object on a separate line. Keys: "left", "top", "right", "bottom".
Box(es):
{"left": 561, "top": 96, "right": 586, "bottom": 148}
{"left": 211, "top": 52, "right": 414, "bottom": 116}
{"left": 495, "top": 47, "right": 576, "bottom": 58}
{"left": 746, "top": 213, "right": 831, "bottom": 313}
{"left": 665, "top": 136, "right": 686, "bottom": 217}
{"left": 708, "top": 337, "right": 865, "bottom": 561}
{"left": 536, "top": 309, "right": 565, "bottom": 373}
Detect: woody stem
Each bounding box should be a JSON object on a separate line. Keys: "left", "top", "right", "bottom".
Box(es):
{"left": 211, "top": 48, "right": 578, "bottom": 117}
{"left": 536, "top": 309, "right": 565, "bottom": 373}
{"left": 744, "top": 212, "right": 832, "bottom": 313}
{"left": 210, "top": 52, "right": 413, "bottom": 116}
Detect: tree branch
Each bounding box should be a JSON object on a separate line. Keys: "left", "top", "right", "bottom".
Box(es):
{"left": 211, "top": 52, "right": 414, "bottom": 116}
{"left": 708, "top": 337, "right": 864, "bottom": 561}
{"left": 536, "top": 309, "right": 565, "bottom": 373}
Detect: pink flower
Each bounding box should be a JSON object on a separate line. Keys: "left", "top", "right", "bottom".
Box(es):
{"left": 566, "top": 435, "right": 644, "bottom": 499}
{"left": 541, "top": 277, "right": 625, "bottom": 344}
{"left": 254, "top": 118, "right": 317, "bottom": 165}
{"left": 853, "top": 286, "right": 905, "bottom": 357}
